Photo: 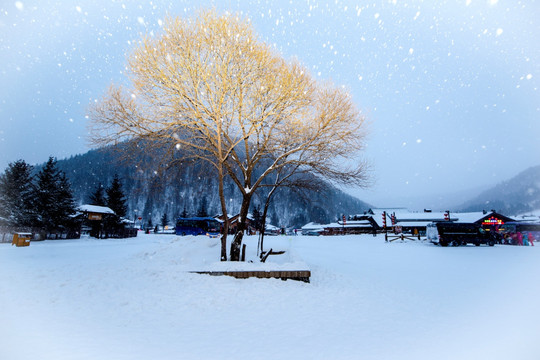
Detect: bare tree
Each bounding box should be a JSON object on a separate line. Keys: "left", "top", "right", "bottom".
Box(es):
{"left": 89, "top": 10, "right": 369, "bottom": 261}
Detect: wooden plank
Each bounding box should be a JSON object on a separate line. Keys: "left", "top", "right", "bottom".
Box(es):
{"left": 192, "top": 270, "right": 311, "bottom": 283}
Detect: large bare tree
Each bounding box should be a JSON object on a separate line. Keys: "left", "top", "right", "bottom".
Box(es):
{"left": 89, "top": 10, "right": 369, "bottom": 261}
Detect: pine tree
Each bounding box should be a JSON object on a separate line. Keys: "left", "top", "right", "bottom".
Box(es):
{"left": 106, "top": 174, "right": 127, "bottom": 218}
{"left": 53, "top": 173, "right": 77, "bottom": 228}
{"left": 181, "top": 206, "right": 188, "bottom": 218}
{"left": 0, "top": 160, "right": 35, "bottom": 227}
{"left": 161, "top": 212, "right": 169, "bottom": 229}
{"left": 251, "top": 205, "right": 263, "bottom": 232}
{"left": 88, "top": 183, "right": 106, "bottom": 206}
{"left": 103, "top": 174, "right": 128, "bottom": 236}
{"left": 270, "top": 212, "right": 280, "bottom": 228}
{"left": 197, "top": 196, "right": 208, "bottom": 217}
{"left": 35, "top": 157, "right": 76, "bottom": 234}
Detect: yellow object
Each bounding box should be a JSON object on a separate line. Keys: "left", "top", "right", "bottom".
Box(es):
{"left": 12, "top": 233, "right": 32, "bottom": 247}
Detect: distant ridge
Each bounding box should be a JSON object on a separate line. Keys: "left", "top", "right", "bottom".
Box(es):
{"left": 459, "top": 165, "right": 540, "bottom": 215}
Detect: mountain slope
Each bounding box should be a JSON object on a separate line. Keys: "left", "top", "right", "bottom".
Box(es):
{"left": 459, "top": 165, "right": 540, "bottom": 215}
{"left": 52, "top": 147, "right": 372, "bottom": 228}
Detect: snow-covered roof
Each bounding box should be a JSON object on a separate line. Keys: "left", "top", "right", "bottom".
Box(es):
{"left": 78, "top": 204, "right": 115, "bottom": 215}
{"left": 367, "top": 209, "right": 442, "bottom": 227}
{"left": 301, "top": 222, "right": 324, "bottom": 231}
{"left": 336, "top": 220, "right": 373, "bottom": 228}
{"left": 307, "top": 220, "right": 374, "bottom": 230}
{"left": 394, "top": 212, "right": 450, "bottom": 221}
{"left": 214, "top": 213, "right": 253, "bottom": 222}
{"left": 395, "top": 221, "right": 433, "bottom": 227}
{"left": 452, "top": 212, "right": 490, "bottom": 223}
{"left": 265, "top": 224, "right": 280, "bottom": 230}
{"left": 369, "top": 210, "right": 515, "bottom": 227}
{"left": 514, "top": 210, "right": 540, "bottom": 223}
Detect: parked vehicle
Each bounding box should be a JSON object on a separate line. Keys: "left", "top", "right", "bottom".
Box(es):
{"left": 176, "top": 217, "right": 221, "bottom": 237}
{"left": 426, "top": 222, "right": 496, "bottom": 247}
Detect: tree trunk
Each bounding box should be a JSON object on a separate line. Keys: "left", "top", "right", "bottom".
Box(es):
{"left": 217, "top": 164, "right": 228, "bottom": 261}
{"left": 220, "top": 234, "right": 228, "bottom": 261}
{"left": 230, "top": 194, "right": 252, "bottom": 261}
{"left": 230, "top": 231, "right": 244, "bottom": 261}
{"left": 259, "top": 186, "right": 277, "bottom": 257}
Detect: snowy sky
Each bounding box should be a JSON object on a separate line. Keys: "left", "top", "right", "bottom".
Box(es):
{"left": 0, "top": 0, "right": 538, "bottom": 209}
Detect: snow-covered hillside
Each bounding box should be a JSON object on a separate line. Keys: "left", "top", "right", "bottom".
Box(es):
{"left": 460, "top": 165, "right": 540, "bottom": 214}
{"left": 52, "top": 148, "right": 372, "bottom": 228}
{"left": 1, "top": 234, "right": 539, "bottom": 360}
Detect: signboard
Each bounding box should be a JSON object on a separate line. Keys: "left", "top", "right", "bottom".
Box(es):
{"left": 88, "top": 213, "right": 102, "bottom": 221}
{"left": 482, "top": 216, "right": 504, "bottom": 226}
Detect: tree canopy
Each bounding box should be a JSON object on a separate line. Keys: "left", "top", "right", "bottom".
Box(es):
{"left": 0, "top": 159, "right": 35, "bottom": 227}
{"left": 106, "top": 174, "right": 127, "bottom": 218}
{"left": 88, "top": 182, "right": 106, "bottom": 206}
{"left": 89, "top": 9, "right": 369, "bottom": 260}
{"left": 35, "top": 157, "right": 76, "bottom": 234}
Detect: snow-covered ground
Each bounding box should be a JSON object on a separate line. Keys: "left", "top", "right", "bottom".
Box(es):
{"left": 1, "top": 234, "right": 539, "bottom": 360}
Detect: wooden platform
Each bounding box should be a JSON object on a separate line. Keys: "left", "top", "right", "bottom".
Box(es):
{"left": 192, "top": 270, "right": 311, "bottom": 283}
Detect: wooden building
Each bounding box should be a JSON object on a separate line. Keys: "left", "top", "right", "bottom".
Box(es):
{"left": 303, "top": 209, "right": 517, "bottom": 236}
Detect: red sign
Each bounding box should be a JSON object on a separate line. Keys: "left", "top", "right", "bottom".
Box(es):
{"left": 138, "top": 217, "right": 142, "bottom": 220}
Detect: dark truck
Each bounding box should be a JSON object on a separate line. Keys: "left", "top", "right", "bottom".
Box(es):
{"left": 426, "top": 222, "right": 497, "bottom": 247}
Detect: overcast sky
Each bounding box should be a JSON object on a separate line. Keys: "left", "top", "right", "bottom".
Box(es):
{"left": 0, "top": 0, "right": 538, "bottom": 209}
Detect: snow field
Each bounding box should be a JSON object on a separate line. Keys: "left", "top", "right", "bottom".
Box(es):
{"left": 1, "top": 234, "right": 539, "bottom": 360}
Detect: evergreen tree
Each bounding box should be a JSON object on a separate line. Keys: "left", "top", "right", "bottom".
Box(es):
{"left": 35, "top": 157, "right": 76, "bottom": 233}
{"left": 103, "top": 174, "right": 128, "bottom": 236}
{"left": 181, "top": 206, "right": 188, "bottom": 218}
{"left": 270, "top": 212, "right": 280, "bottom": 228}
{"left": 161, "top": 212, "right": 169, "bottom": 229}
{"left": 88, "top": 183, "right": 106, "bottom": 206}
{"left": 0, "top": 160, "right": 35, "bottom": 227}
{"left": 251, "top": 205, "right": 264, "bottom": 232}
{"left": 197, "top": 196, "right": 208, "bottom": 217}
{"left": 106, "top": 174, "right": 127, "bottom": 218}
{"left": 54, "top": 173, "right": 77, "bottom": 229}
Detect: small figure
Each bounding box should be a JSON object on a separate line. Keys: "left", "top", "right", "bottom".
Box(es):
{"left": 517, "top": 231, "right": 523, "bottom": 246}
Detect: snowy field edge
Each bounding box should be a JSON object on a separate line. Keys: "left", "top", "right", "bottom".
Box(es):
{"left": 1, "top": 234, "right": 539, "bottom": 360}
